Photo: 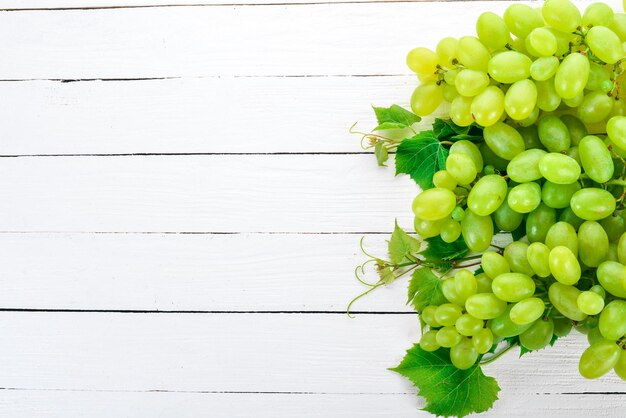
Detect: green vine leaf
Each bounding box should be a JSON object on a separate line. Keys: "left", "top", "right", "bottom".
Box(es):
{"left": 391, "top": 345, "right": 500, "bottom": 418}
{"left": 395, "top": 131, "right": 448, "bottom": 190}
{"left": 407, "top": 267, "right": 447, "bottom": 313}
{"left": 388, "top": 221, "right": 422, "bottom": 264}
{"left": 372, "top": 104, "right": 421, "bottom": 131}
{"left": 433, "top": 119, "right": 483, "bottom": 142}
{"left": 420, "top": 235, "right": 469, "bottom": 262}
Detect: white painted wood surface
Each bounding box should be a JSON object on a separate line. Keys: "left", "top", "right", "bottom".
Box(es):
{"left": 0, "top": 0, "right": 623, "bottom": 417}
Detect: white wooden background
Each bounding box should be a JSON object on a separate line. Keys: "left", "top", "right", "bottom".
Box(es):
{"left": 0, "top": 0, "right": 623, "bottom": 416}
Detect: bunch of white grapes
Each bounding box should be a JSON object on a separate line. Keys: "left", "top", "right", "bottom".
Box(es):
{"left": 408, "top": 0, "right": 626, "bottom": 378}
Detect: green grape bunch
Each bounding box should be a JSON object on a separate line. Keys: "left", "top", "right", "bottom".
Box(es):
{"left": 351, "top": 0, "right": 626, "bottom": 416}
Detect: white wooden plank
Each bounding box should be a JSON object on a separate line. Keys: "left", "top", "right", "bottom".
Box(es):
{"left": 0, "top": 391, "right": 623, "bottom": 418}
{"left": 0, "top": 0, "right": 428, "bottom": 8}
{"left": 0, "top": 1, "right": 555, "bottom": 79}
{"left": 0, "top": 313, "right": 623, "bottom": 395}
{"left": 0, "top": 232, "right": 414, "bottom": 312}
{"left": 0, "top": 155, "right": 418, "bottom": 232}
{"left": 0, "top": 77, "right": 420, "bottom": 155}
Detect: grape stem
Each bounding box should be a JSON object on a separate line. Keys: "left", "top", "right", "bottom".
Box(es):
{"left": 479, "top": 343, "right": 518, "bottom": 366}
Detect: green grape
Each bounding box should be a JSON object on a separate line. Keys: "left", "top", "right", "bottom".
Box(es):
{"left": 619, "top": 232, "right": 626, "bottom": 263}
{"left": 602, "top": 214, "right": 626, "bottom": 242}
{"left": 578, "top": 91, "right": 614, "bottom": 124}
{"left": 450, "top": 95, "right": 474, "bottom": 127}
{"left": 586, "top": 62, "right": 612, "bottom": 91}
{"left": 614, "top": 349, "right": 626, "bottom": 380}
{"left": 414, "top": 216, "right": 445, "bottom": 239}
{"left": 472, "top": 328, "right": 494, "bottom": 354}
{"left": 520, "top": 318, "right": 554, "bottom": 350}
{"left": 419, "top": 330, "right": 441, "bottom": 352}
{"left": 583, "top": 2, "right": 614, "bottom": 26}
{"left": 549, "top": 282, "right": 587, "bottom": 321}
{"left": 507, "top": 149, "right": 547, "bottom": 183}
{"left": 550, "top": 27, "right": 575, "bottom": 56}
{"left": 471, "top": 86, "right": 505, "bottom": 127}
{"left": 455, "top": 269, "right": 478, "bottom": 301}
{"left": 530, "top": 56, "right": 559, "bottom": 81}
{"left": 538, "top": 153, "right": 580, "bottom": 184}
{"left": 607, "top": 116, "right": 626, "bottom": 150}
{"left": 526, "top": 203, "right": 557, "bottom": 243}
{"left": 488, "top": 51, "right": 532, "bottom": 84}
{"left": 489, "top": 305, "right": 533, "bottom": 337}
{"left": 588, "top": 326, "right": 604, "bottom": 345}
{"left": 504, "top": 4, "right": 543, "bottom": 38}
{"left": 436, "top": 37, "right": 458, "bottom": 68}
{"left": 467, "top": 174, "right": 507, "bottom": 216}
{"left": 481, "top": 251, "right": 510, "bottom": 279}
{"left": 527, "top": 28, "right": 557, "bottom": 57}
{"left": 442, "top": 278, "right": 467, "bottom": 305}
{"left": 510, "top": 297, "right": 545, "bottom": 325}
{"left": 421, "top": 305, "right": 440, "bottom": 327}
{"left": 610, "top": 98, "right": 626, "bottom": 118}
{"left": 526, "top": 242, "right": 551, "bottom": 277}
{"left": 535, "top": 78, "right": 562, "bottom": 112}
{"left": 435, "top": 303, "right": 464, "bottom": 327}
{"left": 412, "top": 188, "right": 456, "bottom": 221}
{"left": 503, "top": 241, "right": 535, "bottom": 276}
{"left": 451, "top": 206, "right": 465, "bottom": 222}
{"left": 418, "top": 73, "right": 438, "bottom": 83}
{"left": 432, "top": 170, "right": 457, "bottom": 190}
{"left": 564, "top": 92, "right": 585, "bottom": 108}
{"left": 538, "top": 115, "right": 571, "bottom": 153}
{"left": 553, "top": 317, "right": 573, "bottom": 337}
{"left": 559, "top": 206, "right": 585, "bottom": 230}
{"left": 549, "top": 246, "right": 581, "bottom": 285}
{"left": 566, "top": 146, "right": 581, "bottom": 165}
{"left": 436, "top": 326, "right": 463, "bottom": 348}
{"left": 450, "top": 140, "right": 484, "bottom": 172}
{"left": 494, "top": 193, "right": 525, "bottom": 231}
{"left": 518, "top": 125, "right": 542, "bottom": 149}
{"left": 444, "top": 69, "right": 459, "bottom": 85}
{"left": 578, "top": 135, "right": 614, "bottom": 183}
{"left": 442, "top": 83, "right": 459, "bottom": 102}
{"left": 476, "top": 273, "right": 493, "bottom": 293}
{"left": 465, "top": 293, "right": 507, "bottom": 320}
{"left": 570, "top": 188, "right": 617, "bottom": 221}
{"left": 599, "top": 300, "right": 626, "bottom": 340}
{"left": 578, "top": 220, "right": 609, "bottom": 267}
{"left": 457, "top": 36, "right": 491, "bottom": 71}
{"left": 541, "top": 181, "right": 581, "bottom": 209}
{"left": 461, "top": 210, "right": 494, "bottom": 252}
{"left": 597, "top": 261, "right": 626, "bottom": 298}
{"left": 507, "top": 182, "right": 541, "bottom": 213}
{"left": 545, "top": 221, "right": 578, "bottom": 255}
{"left": 587, "top": 26, "right": 624, "bottom": 64}
{"left": 577, "top": 291, "right": 605, "bottom": 316}
{"left": 491, "top": 272, "right": 535, "bottom": 303}
{"left": 590, "top": 284, "right": 607, "bottom": 299}
{"left": 476, "top": 12, "right": 510, "bottom": 49}
{"left": 455, "top": 313, "right": 484, "bottom": 337}
{"left": 406, "top": 47, "right": 439, "bottom": 75}
{"left": 555, "top": 53, "right": 590, "bottom": 99}
{"left": 411, "top": 82, "right": 443, "bottom": 116}
{"left": 579, "top": 339, "right": 621, "bottom": 379}
{"left": 480, "top": 141, "right": 510, "bottom": 171}
{"left": 455, "top": 69, "right": 489, "bottom": 97}
{"left": 440, "top": 219, "right": 462, "bottom": 243}
{"left": 542, "top": 0, "right": 581, "bottom": 33}
{"left": 484, "top": 122, "right": 525, "bottom": 160}
{"left": 516, "top": 106, "right": 541, "bottom": 128}
{"left": 561, "top": 115, "right": 588, "bottom": 145}
{"left": 446, "top": 152, "right": 477, "bottom": 184}
{"left": 505, "top": 79, "right": 537, "bottom": 120}
{"left": 610, "top": 13, "right": 626, "bottom": 41}
{"left": 450, "top": 337, "right": 479, "bottom": 370}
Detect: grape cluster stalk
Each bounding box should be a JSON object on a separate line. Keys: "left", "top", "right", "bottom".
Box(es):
{"left": 382, "top": 0, "right": 626, "bottom": 381}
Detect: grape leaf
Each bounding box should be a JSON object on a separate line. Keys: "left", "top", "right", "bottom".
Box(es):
{"left": 388, "top": 221, "right": 422, "bottom": 264}
{"left": 420, "top": 235, "right": 469, "bottom": 262}
{"left": 372, "top": 105, "right": 420, "bottom": 131}
{"left": 433, "top": 118, "right": 471, "bottom": 138}
{"left": 449, "top": 133, "right": 483, "bottom": 142}
{"left": 407, "top": 267, "right": 447, "bottom": 312}
{"left": 395, "top": 131, "right": 448, "bottom": 190}
{"left": 391, "top": 345, "right": 500, "bottom": 418}
{"left": 374, "top": 142, "right": 389, "bottom": 167}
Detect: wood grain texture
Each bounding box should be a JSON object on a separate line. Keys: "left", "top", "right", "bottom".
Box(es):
{"left": 0, "top": 155, "right": 418, "bottom": 232}
{"left": 0, "top": 312, "right": 623, "bottom": 395}
{"left": 0, "top": 0, "right": 436, "bottom": 8}
{"left": 0, "top": 77, "right": 421, "bottom": 155}
{"left": 0, "top": 232, "right": 412, "bottom": 311}
{"left": 0, "top": 391, "right": 623, "bottom": 418}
